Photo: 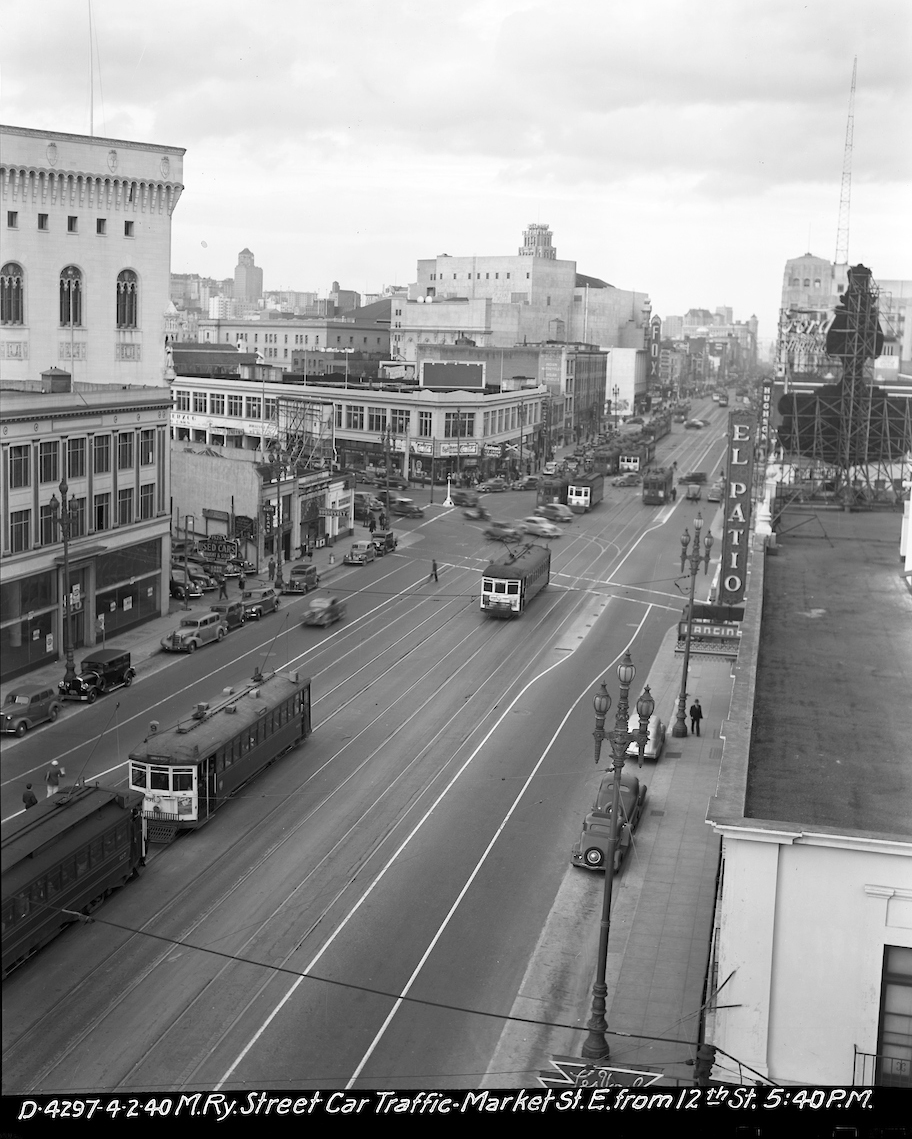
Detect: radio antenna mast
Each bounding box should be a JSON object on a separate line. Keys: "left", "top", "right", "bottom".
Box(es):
{"left": 834, "top": 57, "right": 857, "bottom": 266}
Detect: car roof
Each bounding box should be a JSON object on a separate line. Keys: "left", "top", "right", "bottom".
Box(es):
{"left": 81, "top": 648, "right": 129, "bottom": 664}
{"left": 6, "top": 683, "right": 53, "bottom": 697}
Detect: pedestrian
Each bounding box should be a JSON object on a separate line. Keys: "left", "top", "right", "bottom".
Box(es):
{"left": 429, "top": 559, "right": 438, "bottom": 583}
{"left": 267, "top": 557, "right": 276, "bottom": 582}
{"left": 671, "top": 486, "right": 677, "bottom": 502}
{"left": 689, "top": 698, "right": 703, "bottom": 736}
{"left": 217, "top": 572, "right": 228, "bottom": 599}
{"left": 368, "top": 516, "right": 376, "bottom": 535}
{"left": 45, "top": 760, "right": 65, "bottom": 798}
{"left": 23, "top": 783, "right": 38, "bottom": 810}
{"left": 238, "top": 571, "right": 247, "bottom": 592}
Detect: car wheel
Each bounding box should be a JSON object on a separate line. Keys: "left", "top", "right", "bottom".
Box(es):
{"left": 15, "top": 721, "right": 28, "bottom": 737}
{"left": 49, "top": 706, "right": 60, "bottom": 721}
{"left": 124, "top": 672, "right": 134, "bottom": 687}
{"left": 87, "top": 689, "right": 98, "bottom": 704}
{"left": 187, "top": 642, "right": 197, "bottom": 653}
{"left": 217, "top": 629, "right": 225, "bottom": 640}
{"left": 584, "top": 847, "right": 604, "bottom": 868}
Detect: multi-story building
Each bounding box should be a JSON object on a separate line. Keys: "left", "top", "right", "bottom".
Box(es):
{"left": 0, "top": 124, "right": 185, "bottom": 387}
{"left": 390, "top": 224, "right": 650, "bottom": 365}
{"left": 233, "top": 248, "right": 263, "bottom": 303}
{"left": 1, "top": 371, "right": 171, "bottom": 683}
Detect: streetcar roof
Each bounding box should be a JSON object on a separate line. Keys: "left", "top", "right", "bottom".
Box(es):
{"left": 129, "top": 671, "right": 311, "bottom": 766}
{"left": 483, "top": 544, "right": 551, "bottom": 579}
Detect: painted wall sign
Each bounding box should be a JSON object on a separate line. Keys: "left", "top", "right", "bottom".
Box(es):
{"left": 718, "top": 409, "right": 757, "bottom": 606}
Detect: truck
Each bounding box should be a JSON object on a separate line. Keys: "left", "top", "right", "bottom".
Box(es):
{"left": 567, "top": 473, "right": 605, "bottom": 513}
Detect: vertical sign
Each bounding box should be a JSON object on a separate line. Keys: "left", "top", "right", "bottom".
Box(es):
{"left": 719, "top": 410, "right": 757, "bottom": 606}
{"left": 760, "top": 378, "right": 773, "bottom": 451}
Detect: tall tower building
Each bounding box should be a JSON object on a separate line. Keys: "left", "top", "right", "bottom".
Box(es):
{"left": 234, "top": 248, "right": 263, "bottom": 302}
{"left": 518, "top": 223, "right": 557, "bottom": 259}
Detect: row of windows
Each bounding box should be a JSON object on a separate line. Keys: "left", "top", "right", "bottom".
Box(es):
{"left": 7, "top": 432, "right": 155, "bottom": 489}
{"left": 6, "top": 210, "right": 135, "bottom": 238}
{"left": 429, "top": 271, "right": 531, "bottom": 282}
{"left": 790, "top": 278, "right": 823, "bottom": 289}
{"left": 230, "top": 331, "right": 385, "bottom": 347}
{"left": 173, "top": 391, "right": 278, "bottom": 419}
{"left": 1, "top": 263, "right": 138, "bottom": 327}
{"left": 1, "top": 819, "right": 132, "bottom": 928}
{"left": 9, "top": 487, "right": 156, "bottom": 551}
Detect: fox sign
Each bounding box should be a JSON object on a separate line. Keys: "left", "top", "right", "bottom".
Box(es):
{"left": 718, "top": 411, "right": 757, "bottom": 606}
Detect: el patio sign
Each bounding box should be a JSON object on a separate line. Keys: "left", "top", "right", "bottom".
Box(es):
{"left": 718, "top": 410, "right": 757, "bottom": 606}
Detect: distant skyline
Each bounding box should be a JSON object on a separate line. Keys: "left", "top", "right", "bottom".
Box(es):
{"left": 2, "top": 0, "right": 910, "bottom": 350}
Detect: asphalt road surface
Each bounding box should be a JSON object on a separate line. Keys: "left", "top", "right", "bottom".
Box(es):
{"left": 1, "top": 403, "right": 728, "bottom": 1094}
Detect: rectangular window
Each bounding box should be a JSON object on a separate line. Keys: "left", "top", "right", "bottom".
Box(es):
{"left": 878, "top": 945, "right": 912, "bottom": 1086}
{"left": 69, "top": 497, "right": 87, "bottom": 538}
{"left": 390, "top": 409, "right": 409, "bottom": 435}
{"left": 139, "top": 484, "right": 154, "bottom": 519}
{"left": 227, "top": 394, "right": 243, "bottom": 417}
{"left": 368, "top": 407, "right": 386, "bottom": 433}
{"left": 67, "top": 216, "right": 78, "bottom": 233}
{"left": 10, "top": 509, "right": 30, "bottom": 552}
{"left": 39, "top": 504, "right": 57, "bottom": 545}
{"left": 193, "top": 391, "right": 207, "bottom": 413}
{"left": 9, "top": 445, "right": 30, "bottom": 488}
{"left": 94, "top": 492, "right": 111, "bottom": 531}
{"left": 93, "top": 434, "right": 111, "bottom": 474}
{"left": 117, "top": 487, "right": 134, "bottom": 526}
{"left": 67, "top": 438, "right": 86, "bottom": 479}
{"left": 345, "top": 404, "right": 364, "bottom": 431}
{"left": 210, "top": 393, "right": 225, "bottom": 416}
{"left": 124, "top": 221, "right": 134, "bottom": 237}
{"left": 39, "top": 441, "right": 58, "bottom": 483}
{"left": 418, "top": 411, "right": 432, "bottom": 438}
{"left": 139, "top": 429, "right": 154, "bottom": 465}
{"left": 335, "top": 404, "right": 342, "bottom": 428}
{"left": 264, "top": 398, "right": 277, "bottom": 421}
{"left": 175, "top": 390, "right": 190, "bottom": 411}
{"left": 38, "top": 213, "right": 49, "bottom": 231}
{"left": 117, "top": 433, "right": 134, "bottom": 470}
{"left": 96, "top": 218, "right": 107, "bottom": 235}
{"left": 7, "top": 211, "right": 18, "bottom": 228}
{"left": 245, "top": 396, "right": 262, "bottom": 419}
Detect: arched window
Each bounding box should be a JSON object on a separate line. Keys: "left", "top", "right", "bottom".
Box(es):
{"left": 803, "top": 279, "right": 810, "bottom": 287}
{"left": 1, "top": 262, "right": 24, "bottom": 325}
{"left": 116, "top": 269, "right": 138, "bottom": 328}
{"left": 60, "top": 266, "right": 83, "bottom": 326}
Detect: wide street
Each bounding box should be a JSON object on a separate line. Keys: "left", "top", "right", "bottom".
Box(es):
{"left": 2, "top": 402, "right": 728, "bottom": 1093}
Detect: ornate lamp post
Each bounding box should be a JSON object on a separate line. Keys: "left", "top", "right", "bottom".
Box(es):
{"left": 582, "top": 652, "right": 655, "bottom": 1061}
{"left": 671, "top": 513, "right": 714, "bottom": 738}
{"left": 48, "top": 478, "right": 77, "bottom": 688}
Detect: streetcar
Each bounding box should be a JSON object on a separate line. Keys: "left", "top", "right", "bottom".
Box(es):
{"left": 618, "top": 440, "right": 656, "bottom": 473}
{"left": 642, "top": 467, "right": 675, "bottom": 505}
{"left": 590, "top": 446, "right": 621, "bottom": 477}
{"left": 643, "top": 410, "right": 672, "bottom": 444}
{"left": 128, "top": 669, "right": 312, "bottom": 843}
{"left": 480, "top": 544, "right": 551, "bottom": 618}
{"left": 535, "top": 476, "right": 569, "bottom": 507}
{"left": 567, "top": 473, "right": 604, "bottom": 512}
{"left": 2, "top": 784, "right": 146, "bottom": 977}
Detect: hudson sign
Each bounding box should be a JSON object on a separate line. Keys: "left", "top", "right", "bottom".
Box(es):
{"left": 718, "top": 410, "right": 757, "bottom": 606}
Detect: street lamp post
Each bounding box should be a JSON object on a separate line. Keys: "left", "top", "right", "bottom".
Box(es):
{"left": 582, "top": 652, "right": 655, "bottom": 1061}
{"left": 48, "top": 478, "right": 77, "bottom": 688}
{"left": 671, "top": 513, "right": 714, "bottom": 738}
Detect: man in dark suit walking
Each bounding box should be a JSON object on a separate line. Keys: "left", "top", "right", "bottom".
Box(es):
{"left": 689, "top": 698, "right": 703, "bottom": 736}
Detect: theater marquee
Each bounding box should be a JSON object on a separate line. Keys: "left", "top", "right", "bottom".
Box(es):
{"left": 718, "top": 410, "right": 757, "bottom": 606}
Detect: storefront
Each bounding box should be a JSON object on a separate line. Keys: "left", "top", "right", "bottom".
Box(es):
{"left": 0, "top": 569, "right": 58, "bottom": 683}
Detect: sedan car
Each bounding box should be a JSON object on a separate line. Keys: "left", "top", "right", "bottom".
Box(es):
{"left": 483, "top": 522, "right": 522, "bottom": 542}
{"left": 612, "top": 473, "right": 641, "bottom": 487}
{"left": 477, "top": 478, "right": 508, "bottom": 493}
{"left": 684, "top": 419, "right": 704, "bottom": 430}
{"left": 625, "top": 712, "right": 666, "bottom": 762}
{"left": 170, "top": 575, "right": 203, "bottom": 601}
{"left": 707, "top": 481, "right": 724, "bottom": 502}
{"left": 571, "top": 772, "right": 648, "bottom": 873}
{"left": 678, "top": 470, "right": 708, "bottom": 485}
{"left": 240, "top": 587, "right": 281, "bottom": 620}
{"left": 535, "top": 502, "right": 574, "bottom": 522}
{"left": 521, "top": 517, "right": 561, "bottom": 538}
{"left": 391, "top": 497, "right": 424, "bottom": 518}
{"left": 512, "top": 475, "right": 541, "bottom": 490}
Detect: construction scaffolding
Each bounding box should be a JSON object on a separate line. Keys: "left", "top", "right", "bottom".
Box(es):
{"left": 272, "top": 396, "right": 336, "bottom": 472}
{"left": 775, "top": 265, "right": 912, "bottom": 503}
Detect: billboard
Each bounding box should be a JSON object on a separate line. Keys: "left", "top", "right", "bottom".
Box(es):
{"left": 421, "top": 362, "right": 485, "bottom": 390}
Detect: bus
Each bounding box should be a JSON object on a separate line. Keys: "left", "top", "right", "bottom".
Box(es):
{"left": 2, "top": 784, "right": 146, "bottom": 976}
{"left": 480, "top": 544, "right": 551, "bottom": 618}
{"left": 129, "top": 669, "right": 312, "bottom": 843}
{"left": 642, "top": 467, "right": 675, "bottom": 505}
{"left": 618, "top": 440, "right": 656, "bottom": 473}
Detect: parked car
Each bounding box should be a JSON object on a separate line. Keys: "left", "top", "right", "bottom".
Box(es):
{"left": 571, "top": 772, "right": 648, "bottom": 872}
{"left": 678, "top": 471, "right": 708, "bottom": 485}
{"left": 171, "top": 563, "right": 217, "bottom": 591}
{"left": 483, "top": 522, "right": 522, "bottom": 542}
{"left": 170, "top": 575, "right": 203, "bottom": 601}
{"left": 625, "top": 416, "right": 645, "bottom": 426}
{"left": 371, "top": 530, "right": 398, "bottom": 556}
{"left": 344, "top": 540, "right": 376, "bottom": 565}
{"left": 612, "top": 473, "right": 641, "bottom": 487}
{"left": 477, "top": 478, "right": 508, "bottom": 493}
{"left": 521, "top": 517, "right": 561, "bottom": 538}
{"left": 301, "top": 596, "right": 347, "bottom": 627}
{"left": 241, "top": 587, "right": 281, "bottom": 620}
{"left": 391, "top": 497, "right": 424, "bottom": 518}
{"left": 2, "top": 685, "right": 62, "bottom": 736}
{"left": 450, "top": 489, "right": 479, "bottom": 507}
{"left": 707, "top": 481, "right": 724, "bottom": 502}
{"left": 209, "top": 600, "right": 247, "bottom": 630}
{"left": 535, "top": 502, "right": 574, "bottom": 522}
{"left": 282, "top": 564, "right": 321, "bottom": 593}
{"left": 625, "top": 711, "right": 667, "bottom": 762}
{"left": 160, "top": 612, "right": 227, "bottom": 653}
{"left": 58, "top": 649, "right": 135, "bottom": 703}
{"left": 542, "top": 461, "right": 559, "bottom": 475}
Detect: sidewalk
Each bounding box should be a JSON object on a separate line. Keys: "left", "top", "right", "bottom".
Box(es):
{"left": 0, "top": 539, "right": 349, "bottom": 708}
{"left": 483, "top": 625, "right": 734, "bottom": 1087}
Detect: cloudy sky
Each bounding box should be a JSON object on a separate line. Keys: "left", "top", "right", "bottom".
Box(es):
{"left": 2, "top": 0, "right": 909, "bottom": 347}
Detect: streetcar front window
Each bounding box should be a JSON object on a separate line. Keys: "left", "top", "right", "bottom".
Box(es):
{"left": 507, "top": 582, "right": 519, "bottom": 595}
{"left": 173, "top": 769, "right": 194, "bottom": 792}
{"left": 150, "top": 766, "right": 170, "bottom": 791}
{"left": 130, "top": 764, "right": 147, "bottom": 788}
{"left": 482, "top": 578, "right": 494, "bottom": 591}
{"left": 493, "top": 581, "right": 507, "bottom": 594}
